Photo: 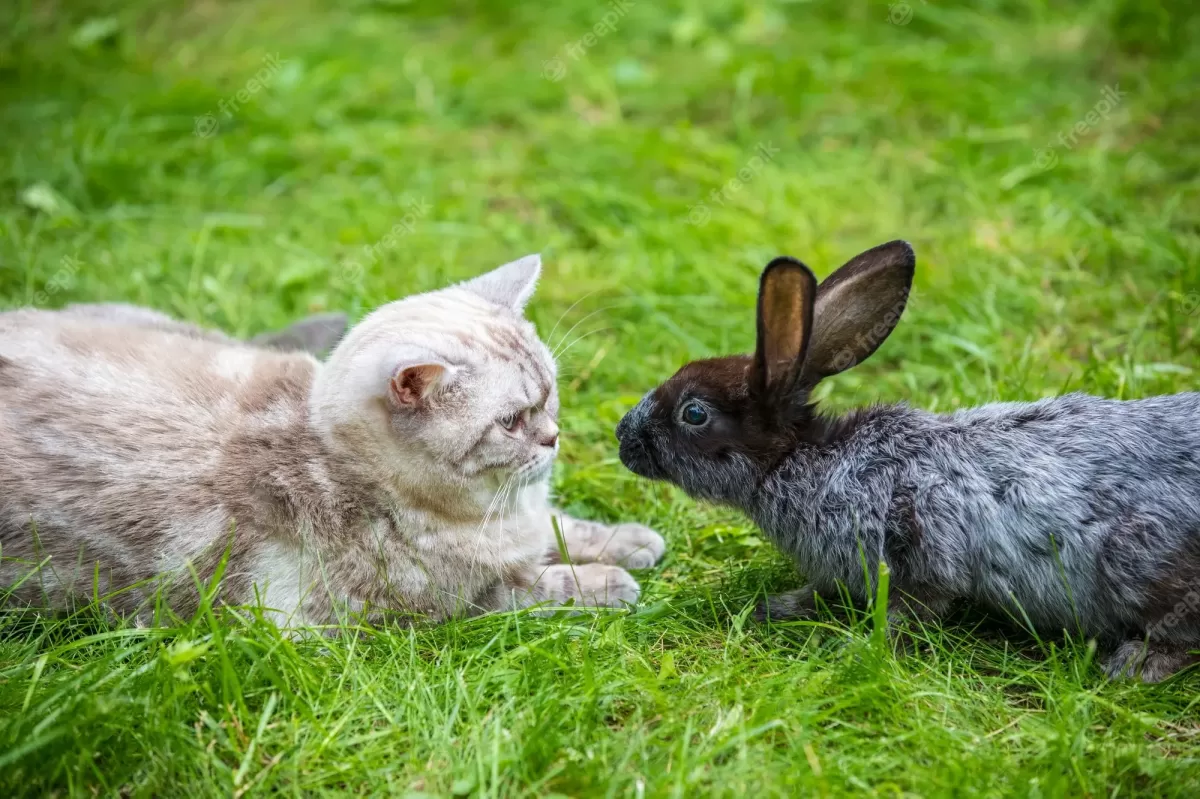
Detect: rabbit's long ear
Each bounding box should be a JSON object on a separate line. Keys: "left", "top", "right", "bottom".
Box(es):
{"left": 801, "top": 240, "right": 915, "bottom": 384}
{"left": 752, "top": 257, "right": 818, "bottom": 405}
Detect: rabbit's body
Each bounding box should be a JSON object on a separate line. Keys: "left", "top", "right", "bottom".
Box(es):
{"left": 618, "top": 240, "right": 1200, "bottom": 681}
{"left": 756, "top": 393, "right": 1200, "bottom": 644}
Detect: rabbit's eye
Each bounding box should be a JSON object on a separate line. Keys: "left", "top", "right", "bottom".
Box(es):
{"left": 680, "top": 402, "right": 708, "bottom": 426}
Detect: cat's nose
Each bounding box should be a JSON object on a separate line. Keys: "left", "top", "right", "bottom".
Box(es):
{"left": 539, "top": 432, "right": 559, "bottom": 448}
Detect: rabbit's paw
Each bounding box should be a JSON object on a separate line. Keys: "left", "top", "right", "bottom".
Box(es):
{"left": 1104, "top": 640, "right": 1200, "bottom": 683}
{"left": 556, "top": 517, "right": 666, "bottom": 569}
{"left": 753, "top": 586, "right": 818, "bottom": 622}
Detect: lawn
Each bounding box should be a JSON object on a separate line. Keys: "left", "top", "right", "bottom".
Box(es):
{"left": 2, "top": 0, "right": 1200, "bottom": 795}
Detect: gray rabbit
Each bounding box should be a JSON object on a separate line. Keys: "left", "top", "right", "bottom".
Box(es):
{"left": 616, "top": 240, "right": 1200, "bottom": 682}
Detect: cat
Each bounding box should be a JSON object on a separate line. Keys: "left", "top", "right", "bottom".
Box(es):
{"left": 54, "top": 302, "right": 349, "bottom": 355}
{"left": 0, "top": 255, "right": 665, "bottom": 629}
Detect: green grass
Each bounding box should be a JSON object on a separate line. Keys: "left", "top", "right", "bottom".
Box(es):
{"left": 3, "top": 0, "right": 1200, "bottom": 794}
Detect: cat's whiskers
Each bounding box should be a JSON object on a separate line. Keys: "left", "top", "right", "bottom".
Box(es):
{"left": 465, "top": 472, "right": 516, "bottom": 587}
{"left": 474, "top": 463, "right": 541, "bottom": 589}
{"left": 474, "top": 473, "right": 514, "bottom": 541}
{"left": 483, "top": 477, "right": 518, "bottom": 581}
{"left": 553, "top": 326, "right": 615, "bottom": 361}
{"left": 543, "top": 288, "right": 602, "bottom": 348}
{"left": 549, "top": 304, "right": 620, "bottom": 356}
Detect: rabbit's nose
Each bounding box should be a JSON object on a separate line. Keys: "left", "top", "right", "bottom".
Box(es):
{"left": 616, "top": 392, "right": 654, "bottom": 441}
{"left": 615, "top": 408, "right": 640, "bottom": 441}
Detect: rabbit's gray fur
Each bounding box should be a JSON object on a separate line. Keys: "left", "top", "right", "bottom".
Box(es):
{"left": 760, "top": 395, "right": 1200, "bottom": 651}
{"left": 617, "top": 241, "right": 1200, "bottom": 682}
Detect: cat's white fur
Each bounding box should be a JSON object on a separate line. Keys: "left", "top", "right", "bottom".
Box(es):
{"left": 0, "top": 255, "right": 665, "bottom": 628}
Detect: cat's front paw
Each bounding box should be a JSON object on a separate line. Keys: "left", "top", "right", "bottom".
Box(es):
{"left": 541, "top": 563, "right": 640, "bottom": 608}
{"left": 558, "top": 517, "right": 666, "bottom": 569}
{"left": 605, "top": 523, "right": 666, "bottom": 569}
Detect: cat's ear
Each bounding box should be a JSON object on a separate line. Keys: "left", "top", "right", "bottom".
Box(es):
{"left": 388, "top": 359, "right": 453, "bottom": 408}
{"left": 252, "top": 312, "right": 348, "bottom": 356}
{"left": 461, "top": 254, "right": 541, "bottom": 312}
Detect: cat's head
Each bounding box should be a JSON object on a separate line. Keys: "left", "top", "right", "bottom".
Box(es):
{"left": 312, "top": 255, "right": 559, "bottom": 510}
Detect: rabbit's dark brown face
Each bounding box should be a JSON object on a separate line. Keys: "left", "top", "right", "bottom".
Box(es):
{"left": 616, "top": 355, "right": 816, "bottom": 503}
{"left": 617, "top": 240, "right": 916, "bottom": 504}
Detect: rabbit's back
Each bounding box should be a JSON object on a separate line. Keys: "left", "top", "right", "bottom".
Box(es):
{"left": 941, "top": 393, "right": 1200, "bottom": 637}
{"left": 759, "top": 392, "right": 1200, "bottom": 641}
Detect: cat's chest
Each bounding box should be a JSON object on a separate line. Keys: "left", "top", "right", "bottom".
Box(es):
{"left": 408, "top": 487, "right": 555, "bottom": 568}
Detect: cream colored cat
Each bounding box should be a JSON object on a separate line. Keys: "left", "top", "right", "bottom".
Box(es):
{"left": 56, "top": 302, "right": 349, "bottom": 355}
{"left": 0, "top": 255, "right": 664, "bottom": 628}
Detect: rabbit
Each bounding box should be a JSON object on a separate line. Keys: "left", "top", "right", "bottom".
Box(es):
{"left": 616, "top": 240, "right": 1200, "bottom": 682}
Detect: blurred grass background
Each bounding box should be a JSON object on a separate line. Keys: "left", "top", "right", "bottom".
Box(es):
{"left": 2, "top": 0, "right": 1200, "bottom": 795}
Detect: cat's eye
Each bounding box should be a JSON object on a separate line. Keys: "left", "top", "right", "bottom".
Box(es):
{"left": 680, "top": 402, "right": 708, "bottom": 426}
{"left": 499, "top": 412, "right": 523, "bottom": 431}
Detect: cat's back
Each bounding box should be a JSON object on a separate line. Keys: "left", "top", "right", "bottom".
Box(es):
{"left": 0, "top": 308, "right": 317, "bottom": 443}
{"left": 0, "top": 310, "right": 319, "bottom": 604}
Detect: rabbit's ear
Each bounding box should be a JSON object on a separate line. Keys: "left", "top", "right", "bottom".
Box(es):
{"left": 801, "top": 240, "right": 914, "bottom": 383}
{"left": 752, "top": 257, "right": 818, "bottom": 405}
